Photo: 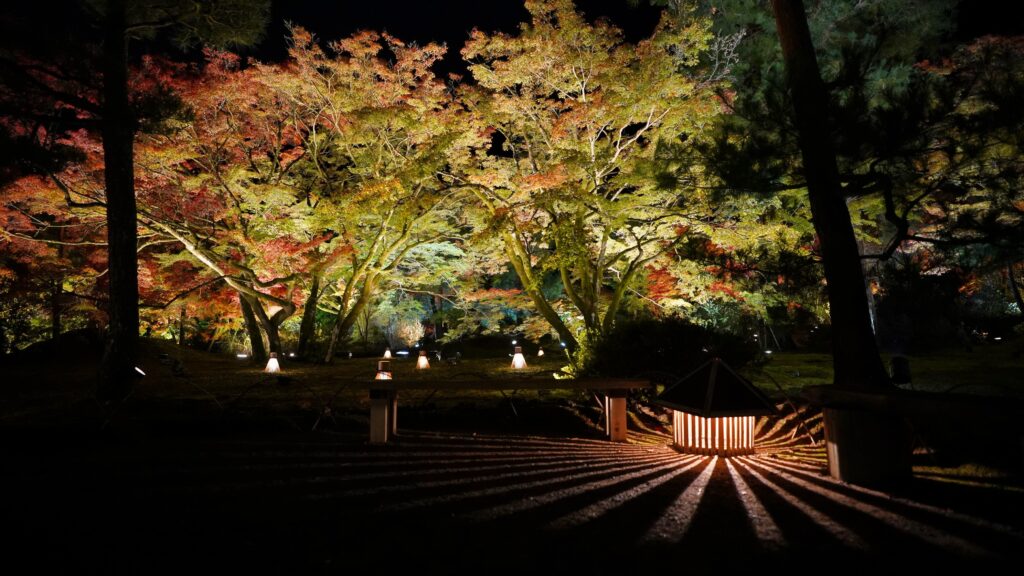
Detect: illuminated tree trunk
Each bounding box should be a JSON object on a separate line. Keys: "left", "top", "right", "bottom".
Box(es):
{"left": 297, "top": 271, "right": 320, "bottom": 359}
{"left": 771, "top": 0, "right": 889, "bottom": 390}
{"left": 97, "top": 0, "right": 140, "bottom": 401}
{"left": 239, "top": 295, "right": 266, "bottom": 362}
{"left": 501, "top": 232, "right": 578, "bottom": 350}
{"left": 252, "top": 304, "right": 282, "bottom": 355}
{"left": 324, "top": 273, "right": 378, "bottom": 363}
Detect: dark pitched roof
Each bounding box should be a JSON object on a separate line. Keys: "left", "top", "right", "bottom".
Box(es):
{"left": 652, "top": 357, "right": 776, "bottom": 417}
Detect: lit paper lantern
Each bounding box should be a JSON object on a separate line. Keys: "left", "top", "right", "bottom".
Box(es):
{"left": 383, "top": 347, "right": 392, "bottom": 359}
{"left": 537, "top": 348, "right": 545, "bottom": 357}
{"left": 375, "top": 360, "right": 392, "bottom": 380}
{"left": 416, "top": 350, "right": 430, "bottom": 370}
{"left": 264, "top": 352, "right": 281, "bottom": 373}
{"left": 511, "top": 346, "right": 527, "bottom": 370}
{"left": 653, "top": 358, "right": 775, "bottom": 457}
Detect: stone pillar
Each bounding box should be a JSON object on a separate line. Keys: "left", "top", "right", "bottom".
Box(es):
{"left": 389, "top": 392, "right": 399, "bottom": 436}
{"left": 369, "top": 389, "right": 395, "bottom": 444}
{"left": 605, "top": 392, "right": 628, "bottom": 442}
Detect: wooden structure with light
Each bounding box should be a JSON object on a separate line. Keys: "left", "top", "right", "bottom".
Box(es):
{"left": 653, "top": 358, "right": 775, "bottom": 456}
{"left": 511, "top": 346, "right": 527, "bottom": 369}
{"left": 264, "top": 352, "right": 281, "bottom": 373}
{"left": 370, "top": 360, "right": 397, "bottom": 443}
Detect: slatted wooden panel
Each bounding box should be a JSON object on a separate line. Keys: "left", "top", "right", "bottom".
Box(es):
{"left": 672, "top": 411, "right": 756, "bottom": 456}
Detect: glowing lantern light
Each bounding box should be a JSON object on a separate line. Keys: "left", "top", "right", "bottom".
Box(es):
{"left": 416, "top": 350, "right": 430, "bottom": 370}
{"left": 511, "top": 346, "right": 527, "bottom": 370}
{"left": 383, "top": 347, "right": 392, "bottom": 359}
{"left": 652, "top": 358, "right": 775, "bottom": 457}
{"left": 264, "top": 352, "right": 281, "bottom": 373}
{"left": 537, "top": 348, "right": 545, "bottom": 357}
{"left": 375, "top": 360, "right": 392, "bottom": 380}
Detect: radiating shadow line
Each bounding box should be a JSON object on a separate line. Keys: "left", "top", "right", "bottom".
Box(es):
{"left": 741, "top": 457, "right": 989, "bottom": 556}
{"left": 544, "top": 455, "right": 708, "bottom": 530}
{"left": 161, "top": 452, "right": 659, "bottom": 492}
{"left": 396, "top": 454, "right": 689, "bottom": 515}
{"left": 750, "top": 456, "right": 1024, "bottom": 540}
{"left": 326, "top": 452, "right": 681, "bottom": 505}
{"left": 733, "top": 458, "right": 868, "bottom": 550}
{"left": 181, "top": 443, "right": 650, "bottom": 461}
{"left": 640, "top": 456, "right": 717, "bottom": 544}
{"left": 756, "top": 414, "right": 798, "bottom": 442}
{"left": 725, "top": 458, "right": 786, "bottom": 550}
{"left": 150, "top": 450, "right": 640, "bottom": 475}
{"left": 178, "top": 451, "right": 676, "bottom": 497}
{"left": 753, "top": 454, "right": 827, "bottom": 472}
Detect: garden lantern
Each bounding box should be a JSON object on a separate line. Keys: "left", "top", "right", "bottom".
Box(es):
{"left": 416, "top": 350, "right": 430, "bottom": 370}
{"left": 264, "top": 352, "right": 281, "bottom": 374}
{"left": 511, "top": 346, "right": 527, "bottom": 369}
{"left": 375, "top": 360, "right": 392, "bottom": 380}
{"left": 383, "top": 347, "right": 392, "bottom": 359}
{"left": 653, "top": 358, "right": 775, "bottom": 456}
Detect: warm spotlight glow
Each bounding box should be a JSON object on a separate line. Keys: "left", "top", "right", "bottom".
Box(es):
{"left": 511, "top": 346, "right": 527, "bottom": 369}
{"left": 672, "top": 412, "right": 756, "bottom": 456}
{"left": 537, "top": 348, "right": 545, "bottom": 357}
{"left": 264, "top": 352, "right": 281, "bottom": 373}
{"left": 383, "top": 347, "right": 392, "bottom": 359}
{"left": 375, "top": 360, "right": 392, "bottom": 380}
{"left": 416, "top": 350, "right": 430, "bottom": 369}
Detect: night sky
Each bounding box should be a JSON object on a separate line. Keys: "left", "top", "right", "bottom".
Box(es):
{"left": 247, "top": 0, "right": 1024, "bottom": 65}
{"left": 250, "top": 0, "right": 664, "bottom": 73}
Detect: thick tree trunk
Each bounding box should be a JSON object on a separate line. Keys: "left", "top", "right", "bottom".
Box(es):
{"left": 502, "top": 233, "right": 578, "bottom": 350}
{"left": 1008, "top": 262, "right": 1024, "bottom": 316}
{"left": 297, "top": 271, "right": 321, "bottom": 359}
{"left": 263, "top": 319, "right": 281, "bottom": 354}
{"left": 240, "top": 296, "right": 266, "bottom": 362}
{"left": 178, "top": 306, "right": 186, "bottom": 346}
{"left": 771, "top": 0, "right": 889, "bottom": 390}
{"left": 251, "top": 304, "right": 282, "bottom": 355}
{"left": 97, "top": 0, "right": 139, "bottom": 400}
{"left": 324, "top": 276, "right": 377, "bottom": 363}
{"left": 50, "top": 279, "right": 62, "bottom": 342}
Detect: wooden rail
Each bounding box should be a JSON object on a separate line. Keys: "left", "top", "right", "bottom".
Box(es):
{"left": 364, "top": 378, "right": 652, "bottom": 444}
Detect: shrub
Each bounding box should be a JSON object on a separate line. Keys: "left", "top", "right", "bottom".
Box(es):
{"left": 584, "top": 317, "right": 759, "bottom": 379}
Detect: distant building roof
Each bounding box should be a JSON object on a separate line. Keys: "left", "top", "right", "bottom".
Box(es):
{"left": 652, "top": 357, "right": 776, "bottom": 417}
